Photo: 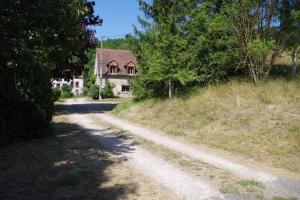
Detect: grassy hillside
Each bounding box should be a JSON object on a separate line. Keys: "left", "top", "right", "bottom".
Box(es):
{"left": 113, "top": 79, "right": 300, "bottom": 173}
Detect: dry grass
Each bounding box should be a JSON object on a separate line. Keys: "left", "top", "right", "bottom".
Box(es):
{"left": 89, "top": 116, "right": 286, "bottom": 199}
{"left": 0, "top": 113, "right": 177, "bottom": 200}
{"left": 113, "top": 79, "right": 300, "bottom": 173}
{"left": 275, "top": 51, "right": 293, "bottom": 66}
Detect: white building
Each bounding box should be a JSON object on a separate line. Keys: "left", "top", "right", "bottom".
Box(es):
{"left": 94, "top": 48, "right": 138, "bottom": 98}
{"left": 52, "top": 77, "right": 84, "bottom": 95}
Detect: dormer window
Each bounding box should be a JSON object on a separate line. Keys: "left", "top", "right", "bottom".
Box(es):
{"left": 110, "top": 66, "right": 117, "bottom": 74}
{"left": 108, "top": 61, "right": 118, "bottom": 74}
{"left": 128, "top": 67, "right": 134, "bottom": 75}
{"left": 126, "top": 62, "right": 136, "bottom": 75}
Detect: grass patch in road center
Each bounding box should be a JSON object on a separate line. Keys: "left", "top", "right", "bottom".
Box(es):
{"left": 219, "top": 185, "right": 239, "bottom": 194}
{"left": 272, "top": 197, "right": 298, "bottom": 200}
{"left": 239, "top": 179, "right": 265, "bottom": 189}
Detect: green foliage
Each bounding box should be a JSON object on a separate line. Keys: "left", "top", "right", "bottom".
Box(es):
{"left": 52, "top": 88, "right": 61, "bottom": 102}
{"left": 82, "top": 86, "right": 89, "bottom": 96}
{"left": 0, "top": 0, "right": 101, "bottom": 145}
{"left": 225, "top": 1, "right": 300, "bottom": 82}
{"left": 272, "top": 197, "right": 297, "bottom": 200}
{"left": 89, "top": 84, "right": 100, "bottom": 100}
{"left": 239, "top": 180, "right": 264, "bottom": 189}
{"left": 248, "top": 39, "right": 276, "bottom": 57}
{"left": 185, "top": 4, "right": 238, "bottom": 84}
{"left": 247, "top": 39, "right": 277, "bottom": 79}
{"left": 131, "top": 77, "right": 165, "bottom": 99}
{"left": 132, "top": 0, "right": 300, "bottom": 96}
{"left": 219, "top": 185, "right": 239, "bottom": 194}
{"left": 102, "top": 36, "right": 132, "bottom": 50}
{"left": 133, "top": 0, "right": 200, "bottom": 98}
{"left": 112, "top": 100, "right": 135, "bottom": 114}
{"left": 83, "top": 49, "right": 96, "bottom": 89}
{"left": 61, "top": 84, "right": 73, "bottom": 98}
{"left": 101, "top": 81, "right": 115, "bottom": 99}
{"left": 132, "top": 0, "right": 238, "bottom": 98}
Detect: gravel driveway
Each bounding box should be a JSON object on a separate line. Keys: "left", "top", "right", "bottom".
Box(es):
{"left": 95, "top": 112, "right": 300, "bottom": 198}
{"left": 62, "top": 100, "right": 300, "bottom": 199}
{"left": 64, "top": 101, "right": 223, "bottom": 200}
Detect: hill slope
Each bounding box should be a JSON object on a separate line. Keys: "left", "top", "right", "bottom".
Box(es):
{"left": 113, "top": 79, "right": 300, "bottom": 173}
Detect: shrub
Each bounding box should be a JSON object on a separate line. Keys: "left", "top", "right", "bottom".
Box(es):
{"left": 89, "top": 84, "right": 99, "bottom": 100}
{"left": 0, "top": 67, "right": 53, "bottom": 146}
{"left": 61, "top": 84, "right": 73, "bottom": 98}
{"left": 101, "top": 81, "right": 115, "bottom": 98}
{"left": 131, "top": 77, "right": 165, "bottom": 100}
{"left": 82, "top": 86, "right": 89, "bottom": 96}
{"left": 52, "top": 88, "right": 61, "bottom": 102}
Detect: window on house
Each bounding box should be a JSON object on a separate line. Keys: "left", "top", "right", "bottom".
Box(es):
{"left": 110, "top": 66, "right": 117, "bottom": 74}
{"left": 75, "top": 82, "right": 79, "bottom": 88}
{"left": 128, "top": 67, "right": 134, "bottom": 75}
{"left": 121, "top": 85, "right": 130, "bottom": 92}
{"left": 56, "top": 83, "right": 61, "bottom": 89}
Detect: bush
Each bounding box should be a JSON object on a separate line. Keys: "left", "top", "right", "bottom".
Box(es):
{"left": 101, "top": 81, "right": 115, "bottom": 98}
{"left": 89, "top": 84, "right": 99, "bottom": 100}
{"left": 61, "top": 84, "right": 73, "bottom": 98}
{"left": 0, "top": 66, "right": 53, "bottom": 146}
{"left": 52, "top": 88, "right": 61, "bottom": 102}
{"left": 131, "top": 77, "right": 165, "bottom": 100}
{"left": 82, "top": 86, "right": 89, "bottom": 96}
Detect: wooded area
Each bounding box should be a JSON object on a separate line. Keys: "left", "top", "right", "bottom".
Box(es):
{"left": 130, "top": 0, "right": 300, "bottom": 99}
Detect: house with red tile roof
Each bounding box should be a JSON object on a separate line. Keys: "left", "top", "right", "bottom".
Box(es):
{"left": 94, "top": 48, "right": 138, "bottom": 97}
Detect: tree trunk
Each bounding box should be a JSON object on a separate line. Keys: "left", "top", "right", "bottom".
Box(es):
{"left": 168, "top": 78, "right": 172, "bottom": 99}
{"left": 291, "top": 48, "right": 298, "bottom": 79}
{"left": 249, "top": 59, "right": 258, "bottom": 83}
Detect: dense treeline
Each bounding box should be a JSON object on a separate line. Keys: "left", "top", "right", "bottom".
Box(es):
{"left": 102, "top": 36, "right": 132, "bottom": 50}
{"left": 0, "top": 0, "right": 101, "bottom": 145}
{"left": 131, "top": 0, "right": 300, "bottom": 99}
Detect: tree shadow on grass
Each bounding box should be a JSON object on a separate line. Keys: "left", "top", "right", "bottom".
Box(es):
{"left": 0, "top": 120, "right": 137, "bottom": 200}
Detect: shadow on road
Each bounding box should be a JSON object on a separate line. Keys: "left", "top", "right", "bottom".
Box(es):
{"left": 55, "top": 103, "right": 117, "bottom": 115}
{"left": 0, "top": 120, "right": 136, "bottom": 200}
{"left": 80, "top": 127, "right": 136, "bottom": 156}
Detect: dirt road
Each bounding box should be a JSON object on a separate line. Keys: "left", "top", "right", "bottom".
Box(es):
{"left": 61, "top": 100, "right": 300, "bottom": 199}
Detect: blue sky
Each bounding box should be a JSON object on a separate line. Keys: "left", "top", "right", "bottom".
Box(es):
{"left": 93, "top": 0, "right": 144, "bottom": 40}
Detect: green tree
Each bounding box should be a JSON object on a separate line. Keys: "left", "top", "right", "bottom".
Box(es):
{"left": 0, "top": 0, "right": 101, "bottom": 144}
{"left": 226, "top": 0, "right": 300, "bottom": 82}
{"left": 61, "top": 84, "right": 73, "bottom": 98}
{"left": 184, "top": 1, "right": 238, "bottom": 84}
{"left": 101, "top": 81, "right": 115, "bottom": 98}
{"left": 284, "top": 10, "right": 300, "bottom": 78}
{"left": 89, "top": 84, "right": 100, "bottom": 100}
{"left": 134, "top": 0, "right": 198, "bottom": 98}
{"left": 102, "top": 36, "right": 132, "bottom": 49}
{"left": 83, "top": 49, "right": 97, "bottom": 89}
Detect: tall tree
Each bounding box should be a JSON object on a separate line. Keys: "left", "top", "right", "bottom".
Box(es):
{"left": 225, "top": 0, "right": 300, "bottom": 82}
{"left": 289, "top": 11, "right": 300, "bottom": 78}
{"left": 280, "top": 0, "right": 300, "bottom": 78}
{"left": 0, "top": 0, "right": 101, "bottom": 144}
{"left": 184, "top": 1, "right": 238, "bottom": 84}
{"left": 225, "top": 0, "right": 281, "bottom": 82}
{"left": 134, "top": 0, "right": 198, "bottom": 98}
